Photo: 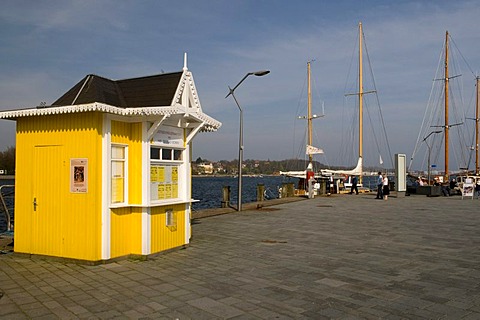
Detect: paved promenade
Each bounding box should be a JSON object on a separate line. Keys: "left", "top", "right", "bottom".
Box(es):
{"left": 1, "top": 194, "right": 480, "bottom": 319}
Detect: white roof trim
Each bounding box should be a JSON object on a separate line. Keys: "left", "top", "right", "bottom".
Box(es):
{"left": 0, "top": 102, "right": 221, "bottom": 131}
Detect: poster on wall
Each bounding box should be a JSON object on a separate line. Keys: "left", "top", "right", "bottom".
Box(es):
{"left": 71, "top": 158, "right": 88, "bottom": 193}
{"left": 150, "top": 165, "right": 179, "bottom": 201}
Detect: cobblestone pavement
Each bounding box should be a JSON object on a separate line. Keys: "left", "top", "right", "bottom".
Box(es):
{"left": 1, "top": 194, "right": 480, "bottom": 319}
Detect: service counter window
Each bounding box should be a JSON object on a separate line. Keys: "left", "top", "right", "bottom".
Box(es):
{"left": 150, "top": 146, "right": 183, "bottom": 202}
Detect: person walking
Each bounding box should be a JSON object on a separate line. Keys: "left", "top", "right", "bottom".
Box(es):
{"left": 350, "top": 175, "right": 359, "bottom": 195}
{"left": 383, "top": 175, "right": 390, "bottom": 200}
{"left": 375, "top": 172, "right": 383, "bottom": 199}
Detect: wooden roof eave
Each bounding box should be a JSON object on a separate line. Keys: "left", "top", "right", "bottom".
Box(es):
{"left": 0, "top": 102, "right": 221, "bottom": 131}
{"left": 0, "top": 103, "right": 179, "bottom": 120}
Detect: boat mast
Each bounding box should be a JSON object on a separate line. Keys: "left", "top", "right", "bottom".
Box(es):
{"left": 307, "top": 60, "right": 313, "bottom": 164}
{"left": 476, "top": 76, "right": 480, "bottom": 174}
{"left": 444, "top": 31, "right": 450, "bottom": 180}
{"left": 358, "top": 22, "right": 364, "bottom": 182}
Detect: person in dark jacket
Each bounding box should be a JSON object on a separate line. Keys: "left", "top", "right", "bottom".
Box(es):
{"left": 375, "top": 172, "right": 383, "bottom": 199}
{"left": 350, "top": 176, "right": 359, "bottom": 195}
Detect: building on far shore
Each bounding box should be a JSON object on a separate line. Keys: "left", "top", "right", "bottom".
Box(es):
{"left": 0, "top": 55, "right": 221, "bottom": 263}
{"left": 197, "top": 163, "right": 214, "bottom": 174}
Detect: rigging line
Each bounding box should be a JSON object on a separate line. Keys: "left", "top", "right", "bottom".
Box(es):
{"left": 348, "top": 97, "right": 359, "bottom": 165}
{"left": 450, "top": 36, "right": 476, "bottom": 79}
{"left": 298, "top": 126, "right": 308, "bottom": 160}
{"left": 363, "top": 99, "right": 384, "bottom": 167}
{"left": 344, "top": 28, "right": 359, "bottom": 95}
{"left": 448, "top": 53, "right": 471, "bottom": 169}
{"left": 363, "top": 35, "right": 394, "bottom": 169}
{"left": 313, "top": 129, "right": 330, "bottom": 167}
{"left": 466, "top": 121, "right": 475, "bottom": 170}
{"left": 291, "top": 73, "right": 308, "bottom": 160}
{"left": 337, "top": 96, "right": 349, "bottom": 166}
{"left": 310, "top": 62, "right": 325, "bottom": 116}
{"left": 409, "top": 43, "right": 445, "bottom": 171}
{"left": 413, "top": 43, "right": 445, "bottom": 164}
{"left": 338, "top": 96, "right": 357, "bottom": 167}
{"left": 450, "top": 90, "right": 469, "bottom": 168}
{"left": 339, "top": 82, "right": 359, "bottom": 167}
{"left": 336, "top": 31, "right": 359, "bottom": 167}
{"left": 465, "top": 82, "right": 477, "bottom": 170}
{"left": 432, "top": 134, "right": 443, "bottom": 166}
{"left": 312, "top": 77, "right": 325, "bottom": 116}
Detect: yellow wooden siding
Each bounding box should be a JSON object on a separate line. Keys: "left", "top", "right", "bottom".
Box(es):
{"left": 109, "top": 207, "right": 143, "bottom": 257}
{"left": 109, "top": 121, "right": 143, "bottom": 258}
{"left": 14, "top": 112, "right": 103, "bottom": 261}
{"left": 150, "top": 204, "right": 186, "bottom": 253}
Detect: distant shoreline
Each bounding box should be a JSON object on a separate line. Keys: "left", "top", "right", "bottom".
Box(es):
{"left": 1, "top": 175, "right": 283, "bottom": 180}
{"left": 192, "top": 174, "right": 280, "bottom": 178}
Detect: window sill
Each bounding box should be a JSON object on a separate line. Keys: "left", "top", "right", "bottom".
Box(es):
{"left": 109, "top": 199, "right": 199, "bottom": 209}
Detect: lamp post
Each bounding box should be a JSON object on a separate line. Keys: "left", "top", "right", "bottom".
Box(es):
{"left": 423, "top": 130, "right": 442, "bottom": 184}
{"left": 226, "top": 70, "right": 270, "bottom": 211}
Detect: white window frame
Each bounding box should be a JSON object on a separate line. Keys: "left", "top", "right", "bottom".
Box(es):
{"left": 149, "top": 145, "right": 184, "bottom": 204}
{"left": 110, "top": 143, "right": 128, "bottom": 207}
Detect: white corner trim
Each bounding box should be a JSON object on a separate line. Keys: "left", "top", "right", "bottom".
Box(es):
{"left": 101, "top": 115, "right": 111, "bottom": 260}
{"left": 142, "top": 122, "right": 151, "bottom": 254}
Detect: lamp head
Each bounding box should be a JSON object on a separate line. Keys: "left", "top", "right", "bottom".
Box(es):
{"left": 251, "top": 70, "right": 270, "bottom": 76}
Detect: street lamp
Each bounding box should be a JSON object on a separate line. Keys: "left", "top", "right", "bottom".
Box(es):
{"left": 226, "top": 70, "right": 270, "bottom": 211}
{"left": 423, "top": 130, "right": 442, "bottom": 184}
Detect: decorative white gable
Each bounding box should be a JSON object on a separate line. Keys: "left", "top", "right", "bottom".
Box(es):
{"left": 172, "top": 70, "right": 202, "bottom": 113}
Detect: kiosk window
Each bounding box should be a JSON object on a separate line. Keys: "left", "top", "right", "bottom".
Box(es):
{"left": 111, "top": 145, "right": 126, "bottom": 204}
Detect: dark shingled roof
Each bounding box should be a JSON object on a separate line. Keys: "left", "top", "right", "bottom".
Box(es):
{"left": 52, "top": 72, "right": 183, "bottom": 108}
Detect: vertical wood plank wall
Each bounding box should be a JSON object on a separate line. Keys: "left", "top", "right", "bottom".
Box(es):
{"left": 15, "top": 112, "right": 103, "bottom": 260}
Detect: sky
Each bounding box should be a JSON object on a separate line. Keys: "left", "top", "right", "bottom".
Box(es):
{"left": 1, "top": 0, "right": 480, "bottom": 171}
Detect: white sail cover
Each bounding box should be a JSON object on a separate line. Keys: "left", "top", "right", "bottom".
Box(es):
{"left": 321, "top": 157, "right": 363, "bottom": 176}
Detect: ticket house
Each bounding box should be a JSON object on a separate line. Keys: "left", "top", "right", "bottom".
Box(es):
{"left": 0, "top": 58, "right": 221, "bottom": 263}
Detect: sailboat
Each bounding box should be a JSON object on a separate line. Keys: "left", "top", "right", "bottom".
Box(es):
{"left": 321, "top": 22, "right": 367, "bottom": 180}
{"left": 281, "top": 22, "right": 390, "bottom": 195}
{"left": 410, "top": 31, "right": 479, "bottom": 187}
{"left": 279, "top": 60, "right": 325, "bottom": 195}
{"left": 321, "top": 22, "right": 390, "bottom": 191}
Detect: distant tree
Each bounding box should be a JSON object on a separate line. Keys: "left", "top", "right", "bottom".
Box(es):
{"left": 0, "top": 146, "right": 15, "bottom": 174}
{"left": 195, "top": 157, "right": 203, "bottom": 164}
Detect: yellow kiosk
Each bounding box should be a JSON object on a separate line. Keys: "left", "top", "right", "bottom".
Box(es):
{"left": 0, "top": 56, "right": 221, "bottom": 263}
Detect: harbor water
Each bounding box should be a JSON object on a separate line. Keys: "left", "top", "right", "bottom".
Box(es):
{"left": 0, "top": 175, "right": 385, "bottom": 231}
{"left": 191, "top": 175, "right": 297, "bottom": 210}
{"left": 191, "top": 175, "right": 389, "bottom": 210}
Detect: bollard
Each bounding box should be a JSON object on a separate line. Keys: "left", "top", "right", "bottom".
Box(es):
{"left": 287, "top": 183, "right": 295, "bottom": 197}
{"left": 319, "top": 179, "right": 327, "bottom": 195}
{"left": 281, "top": 183, "right": 288, "bottom": 198}
{"left": 281, "top": 183, "right": 295, "bottom": 198}
{"left": 221, "top": 186, "right": 231, "bottom": 208}
{"left": 257, "top": 184, "right": 265, "bottom": 202}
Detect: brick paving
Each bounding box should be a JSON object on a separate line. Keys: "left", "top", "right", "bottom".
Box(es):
{"left": 1, "top": 194, "right": 480, "bottom": 319}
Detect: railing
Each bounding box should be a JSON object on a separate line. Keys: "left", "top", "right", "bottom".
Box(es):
{"left": 0, "top": 185, "right": 14, "bottom": 232}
